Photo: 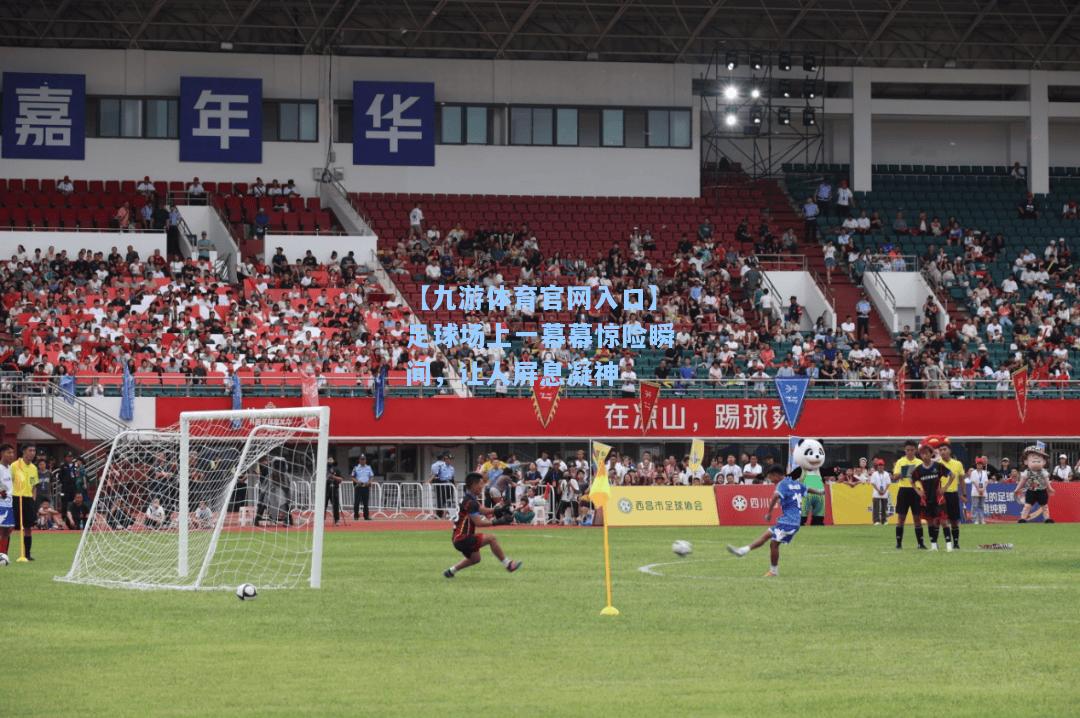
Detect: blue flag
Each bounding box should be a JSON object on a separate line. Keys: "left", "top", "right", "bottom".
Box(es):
{"left": 787, "top": 436, "right": 802, "bottom": 473}
{"left": 775, "top": 376, "right": 810, "bottom": 429}
{"left": 374, "top": 365, "right": 388, "bottom": 420}
{"left": 231, "top": 372, "right": 243, "bottom": 429}
{"left": 58, "top": 374, "right": 76, "bottom": 405}
{"left": 120, "top": 362, "right": 135, "bottom": 422}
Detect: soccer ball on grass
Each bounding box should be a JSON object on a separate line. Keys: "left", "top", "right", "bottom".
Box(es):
{"left": 672, "top": 540, "right": 692, "bottom": 557}
{"left": 235, "top": 583, "right": 258, "bottom": 600}
{"left": 0, "top": 553, "right": 8, "bottom": 566}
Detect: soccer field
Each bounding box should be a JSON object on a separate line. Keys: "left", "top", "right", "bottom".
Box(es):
{"left": 7, "top": 524, "right": 1080, "bottom": 717}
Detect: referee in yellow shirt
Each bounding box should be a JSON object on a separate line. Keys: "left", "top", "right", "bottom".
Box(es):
{"left": 935, "top": 438, "right": 965, "bottom": 551}
{"left": 892, "top": 440, "right": 927, "bottom": 550}
{"left": 11, "top": 444, "right": 39, "bottom": 561}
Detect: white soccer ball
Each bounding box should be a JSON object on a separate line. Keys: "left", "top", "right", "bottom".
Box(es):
{"left": 672, "top": 540, "right": 693, "bottom": 557}
{"left": 235, "top": 583, "right": 257, "bottom": 600}
{"left": 0, "top": 553, "right": 8, "bottom": 567}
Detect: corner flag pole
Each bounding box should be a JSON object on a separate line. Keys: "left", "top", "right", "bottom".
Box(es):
{"left": 590, "top": 440, "right": 618, "bottom": 617}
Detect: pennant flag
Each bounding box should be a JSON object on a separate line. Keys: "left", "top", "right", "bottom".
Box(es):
{"left": 590, "top": 441, "right": 613, "bottom": 507}
{"left": 688, "top": 439, "right": 705, "bottom": 473}
{"left": 120, "top": 361, "right": 135, "bottom": 422}
{"left": 787, "top": 436, "right": 802, "bottom": 473}
{"left": 1035, "top": 440, "right": 1046, "bottom": 452}
{"left": 639, "top": 382, "right": 660, "bottom": 434}
{"left": 58, "top": 374, "right": 76, "bottom": 405}
{"left": 531, "top": 378, "right": 561, "bottom": 428}
{"left": 775, "top": 376, "right": 810, "bottom": 428}
{"left": 374, "top": 365, "right": 388, "bottom": 420}
{"left": 1012, "top": 367, "right": 1029, "bottom": 422}
{"left": 230, "top": 372, "right": 243, "bottom": 429}
{"left": 300, "top": 368, "right": 320, "bottom": 428}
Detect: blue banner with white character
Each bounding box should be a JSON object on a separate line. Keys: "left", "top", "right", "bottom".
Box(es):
{"left": 353, "top": 81, "right": 434, "bottom": 166}
{"left": 179, "top": 76, "right": 262, "bottom": 163}
{"left": 2, "top": 72, "right": 85, "bottom": 160}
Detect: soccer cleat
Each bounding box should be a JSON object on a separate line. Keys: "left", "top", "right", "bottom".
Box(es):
{"left": 506, "top": 560, "right": 522, "bottom": 573}
{"left": 443, "top": 569, "right": 454, "bottom": 579}
{"left": 1018, "top": 519, "right": 1027, "bottom": 523}
{"left": 727, "top": 545, "right": 749, "bottom": 557}
{"left": 1045, "top": 519, "right": 1055, "bottom": 524}
{"left": 764, "top": 570, "right": 778, "bottom": 577}
{"left": 896, "top": 545, "right": 903, "bottom": 550}
{"left": 930, "top": 543, "right": 938, "bottom": 551}
{"left": 946, "top": 542, "right": 954, "bottom": 552}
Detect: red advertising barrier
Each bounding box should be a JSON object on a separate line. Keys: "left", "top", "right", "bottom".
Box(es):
{"left": 1048, "top": 483, "right": 1080, "bottom": 522}
{"left": 156, "top": 396, "right": 1080, "bottom": 439}
{"left": 714, "top": 483, "right": 834, "bottom": 526}
{"left": 714, "top": 484, "right": 779, "bottom": 526}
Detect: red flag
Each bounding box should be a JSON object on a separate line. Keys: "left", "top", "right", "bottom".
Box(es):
{"left": 531, "top": 378, "right": 561, "bottom": 429}
{"left": 639, "top": 382, "right": 660, "bottom": 435}
{"left": 1012, "top": 367, "right": 1029, "bottom": 423}
{"left": 300, "top": 369, "right": 319, "bottom": 427}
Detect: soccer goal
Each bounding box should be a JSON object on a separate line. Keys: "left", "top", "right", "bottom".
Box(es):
{"left": 57, "top": 407, "right": 330, "bottom": 591}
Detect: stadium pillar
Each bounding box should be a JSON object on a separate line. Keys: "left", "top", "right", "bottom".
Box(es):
{"left": 851, "top": 68, "right": 872, "bottom": 192}
{"left": 1027, "top": 71, "right": 1050, "bottom": 195}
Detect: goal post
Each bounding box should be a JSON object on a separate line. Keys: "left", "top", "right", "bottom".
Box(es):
{"left": 57, "top": 406, "right": 330, "bottom": 591}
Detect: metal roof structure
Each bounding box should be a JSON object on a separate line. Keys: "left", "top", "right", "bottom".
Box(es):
{"left": 1, "top": 1, "right": 1079, "bottom": 70}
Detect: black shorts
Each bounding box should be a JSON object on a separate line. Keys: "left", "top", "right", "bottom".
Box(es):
{"left": 453, "top": 533, "right": 485, "bottom": 558}
{"left": 1024, "top": 489, "right": 1049, "bottom": 507}
{"left": 895, "top": 487, "right": 921, "bottom": 518}
{"left": 943, "top": 492, "right": 962, "bottom": 522}
{"left": 11, "top": 497, "right": 36, "bottom": 530}
{"left": 919, "top": 479, "right": 941, "bottom": 518}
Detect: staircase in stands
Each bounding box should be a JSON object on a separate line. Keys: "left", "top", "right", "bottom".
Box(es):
{"left": 771, "top": 179, "right": 901, "bottom": 368}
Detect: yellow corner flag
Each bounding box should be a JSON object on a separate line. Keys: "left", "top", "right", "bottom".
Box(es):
{"left": 688, "top": 439, "right": 705, "bottom": 473}
{"left": 589, "top": 441, "right": 618, "bottom": 617}
{"left": 590, "top": 441, "right": 613, "bottom": 508}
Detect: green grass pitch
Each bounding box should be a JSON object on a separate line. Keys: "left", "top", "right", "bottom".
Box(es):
{"left": 7, "top": 524, "right": 1080, "bottom": 717}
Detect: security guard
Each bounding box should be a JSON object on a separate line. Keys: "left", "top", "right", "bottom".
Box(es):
{"left": 351, "top": 454, "right": 374, "bottom": 521}
{"left": 429, "top": 451, "right": 456, "bottom": 519}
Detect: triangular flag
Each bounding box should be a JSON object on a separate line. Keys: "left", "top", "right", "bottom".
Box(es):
{"left": 688, "top": 439, "right": 705, "bottom": 473}
{"left": 1012, "top": 367, "right": 1029, "bottom": 423}
{"left": 639, "top": 382, "right": 661, "bottom": 435}
{"left": 532, "top": 378, "right": 561, "bottom": 428}
{"left": 590, "top": 441, "right": 613, "bottom": 508}
{"left": 775, "top": 376, "right": 810, "bottom": 428}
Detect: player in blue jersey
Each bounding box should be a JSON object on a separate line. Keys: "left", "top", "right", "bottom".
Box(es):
{"left": 727, "top": 464, "right": 825, "bottom": 576}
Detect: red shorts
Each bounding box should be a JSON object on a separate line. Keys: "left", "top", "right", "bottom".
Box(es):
{"left": 453, "top": 532, "right": 486, "bottom": 557}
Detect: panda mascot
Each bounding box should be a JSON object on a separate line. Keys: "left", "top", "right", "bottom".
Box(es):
{"left": 790, "top": 439, "right": 827, "bottom": 526}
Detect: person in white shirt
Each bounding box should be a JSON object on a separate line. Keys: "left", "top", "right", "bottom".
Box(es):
{"left": 409, "top": 205, "right": 424, "bottom": 239}
{"left": 267, "top": 180, "right": 283, "bottom": 197}
{"left": 1053, "top": 455, "right": 1073, "bottom": 482}
{"left": 145, "top": 498, "right": 166, "bottom": 529}
{"left": 284, "top": 180, "right": 299, "bottom": 196}
{"left": 57, "top": 176, "right": 74, "bottom": 195}
{"left": 187, "top": 177, "right": 205, "bottom": 197}
{"left": 836, "top": 180, "right": 854, "bottom": 215}
{"left": 855, "top": 210, "right": 871, "bottom": 232}
{"left": 869, "top": 458, "right": 891, "bottom": 525}
{"left": 718, "top": 455, "right": 743, "bottom": 484}
{"left": 137, "top": 176, "right": 155, "bottom": 195}
{"left": 620, "top": 367, "right": 637, "bottom": 397}
{"left": 742, "top": 456, "right": 763, "bottom": 484}
{"left": 0, "top": 443, "right": 14, "bottom": 556}
{"left": 966, "top": 458, "right": 992, "bottom": 524}
{"left": 250, "top": 177, "right": 266, "bottom": 196}
{"left": 193, "top": 500, "right": 214, "bottom": 529}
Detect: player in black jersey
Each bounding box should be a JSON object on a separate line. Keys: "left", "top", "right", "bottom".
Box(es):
{"left": 911, "top": 442, "right": 951, "bottom": 551}
{"left": 444, "top": 473, "right": 522, "bottom": 578}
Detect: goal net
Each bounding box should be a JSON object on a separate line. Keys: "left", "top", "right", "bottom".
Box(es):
{"left": 57, "top": 407, "right": 329, "bottom": 591}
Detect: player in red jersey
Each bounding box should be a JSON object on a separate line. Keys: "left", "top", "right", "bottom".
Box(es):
{"left": 444, "top": 473, "right": 522, "bottom": 578}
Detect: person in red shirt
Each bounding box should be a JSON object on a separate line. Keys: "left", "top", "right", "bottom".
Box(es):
{"left": 444, "top": 473, "right": 522, "bottom": 578}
